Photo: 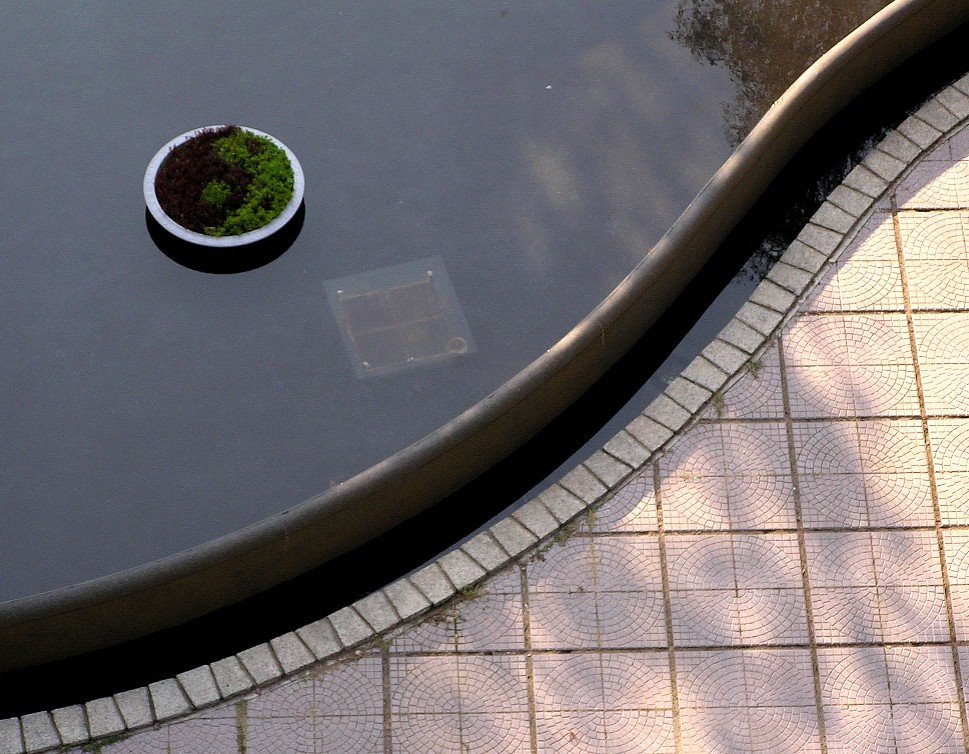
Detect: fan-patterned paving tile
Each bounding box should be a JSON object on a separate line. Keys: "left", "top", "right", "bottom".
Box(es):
{"left": 669, "top": 591, "right": 742, "bottom": 647}
{"left": 591, "top": 535, "right": 663, "bottom": 592}
{"left": 390, "top": 655, "right": 461, "bottom": 716}
{"left": 897, "top": 210, "right": 969, "bottom": 260}
{"left": 864, "top": 472, "right": 936, "bottom": 527}
{"left": 246, "top": 673, "right": 317, "bottom": 719}
{"left": 929, "top": 420, "right": 969, "bottom": 473}
{"left": 721, "top": 422, "right": 790, "bottom": 476}
{"left": 896, "top": 159, "right": 969, "bottom": 208}
{"left": 731, "top": 534, "right": 803, "bottom": 588}
{"left": 822, "top": 704, "right": 896, "bottom": 754}
{"left": 784, "top": 315, "right": 851, "bottom": 367}
{"left": 905, "top": 257, "right": 969, "bottom": 310}
{"left": 943, "top": 530, "right": 969, "bottom": 585}
{"left": 459, "top": 712, "right": 532, "bottom": 754}
{"left": 392, "top": 714, "right": 463, "bottom": 754}
{"left": 534, "top": 708, "right": 607, "bottom": 753}
{"left": 747, "top": 706, "right": 822, "bottom": 754}
{"left": 719, "top": 346, "right": 786, "bottom": 420}
{"left": 855, "top": 420, "right": 930, "bottom": 475}
{"left": 528, "top": 591, "right": 600, "bottom": 650}
{"left": 736, "top": 589, "right": 808, "bottom": 645}
{"left": 890, "top": 703, "right": 966, "bottom": 754}
{"left": 679, "top": 708, "right": 753, "bottom": 753}
{"left": 870, "top": 529, "right": 943, "bottom": 586}
{"left": 389, "top": 609, "right": 457, "bottom": 653}
{"left": 600, "top": 709, "right": 676, "bottom": 753}
{"left": 850, "top": 363, "right": 921, "bottom": 417}
{"left": 811, "top": 587, "right": 882, "bottom": 644}
{"left": 792, "top": 420, "right": 864, "bottom": 476}
{"left": 315, "top": 715, "right": 385, "bottom": 754}
{"left": 946, "top": 125, "right": 969, "bottom": 161}
{"left": 725, "top": 474, "right": 797, "bottom": 529}
{"left": 876, "top": 585, "right": 950, "bottom": 642}
{"left": 798, "top": 473, "right": 869, "bottom": 529}
{"left": 913, "top": 313, "right": 969, "bottom": 368}
{"left": 532, "top": 653, "right": 604, "bottom": 713}
{"left": 243, "top": 715, "right": 316, "bottom": 754}
{"left": 659, "top": 474, "right": 731, "bottom": 531}
{"left": 160, "top": 714, "right": 239, "bottom": 754}
{"left": 599, "top": 652, "right": 673, "bottom": 709}
{"left": 817, "top": 647, "right": 891, "bottom": 708}
{"left": 454, "top": 590, "right": 525, "bottom": 652}
{"left": 596, "top": 590, "right": 668, "bottom": 648}
{"left": 527, "top": 537, "right": 595, "bottom": 594}
{"left": 593, "top": 472, "right": 658, "bottom": 532}
{"left": 742, "top": 650, "right": 816, "bottom": 707}
{"left": 805, "top": 532, "right": 877, "bottom": 588}
{"left": 885, "top": 645, "right": 960, "bottom": 705}
{"left": 921, "top": 366, "right": 969, "bottom": 415}
{"left": 842, "top": 315, "right": 912, "bottom": 367}
{"left": 664, "top": 534, "right": 735, "bottom": 591}
{"left": 675, "top": 651, "right": 748, "bottom": 710}
{"left": 947, "top": 583, "right": 969, "bottom": 640}
{"left": 785, "top": 363, "right": 857, "bottom": 418}
{"left": 456, "top": 655, "right": 529, "bottom": 714}
{"left": 658, "top": 422, "right": 724, "bottom": 479}
{"left": 97, "top": 724, "right": 170, "bottom": 753}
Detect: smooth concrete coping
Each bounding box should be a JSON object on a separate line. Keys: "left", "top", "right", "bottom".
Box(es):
{"left": 1, "top": 0, "right": 967, "bottom": 678}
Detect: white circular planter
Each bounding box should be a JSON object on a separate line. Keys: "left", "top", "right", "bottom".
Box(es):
{"left": 144, "top": 125, "right": 305, "bottom": 248}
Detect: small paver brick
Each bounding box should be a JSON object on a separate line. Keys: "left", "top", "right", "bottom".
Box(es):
{"left": 827, "top": 184, "right": 874, "bottom": 217}
{"left": 176, "top": 666, "right": 221, "bottom": 708}
{"left": 736, "top": 302, "right": 784, "bottom": 336}
{"left": 603, "top": 429, "right": 650, "bottom": 468}
{"left": 701, "top": 339, "right": 748, "bottom": 376}
{"left": 20, "top": 713, "right": 58, "bottom": 753}
{"left": 85, "top": 697, "right": 125, "bottom": 739}
{"left": 953, "top": 71, "right": 969, "bottom": 96}
{"left": 237, "top": 643, "right": 283, "bottom": 685}
{"left": 781, "top": 240, "right": 829, "bottom": 273}
{"left": 797, "top": 222, "right": 844, "bottom": 255}
{"left": 461, "top": 532, "right": 510, "bottom": 571}
{"left": 489, "top": 517, "right": 539, "bottom": 557}
{"left": 50, "top": 707, "right": 87, "bottom": 746}
{"left": 210, "top": 656, "right": 255, "bottom": 698}
{"left": 328, "top": 608, "right": 373, "bottom": 648}
{"left": 896, "top": 115, "right": 943, "bottom": 149}
{"left": 0, "top": 719, "right": 22, "bottom": 754}
{"left": 937, "top": 86, "right": 969, "bottom": 119}
{"left": 383, "top": 578, "right": 432, "bottom": 620}
{"left": 269, "top": 632, "right": 316, "bottom": 674}
{"left": 665, "top": 376, "right": 713, "bottom": 412}
{"left": 750, "top": 280, "right": 797, "bottom": 313}
{"left": 148, "top": 679, "right": 191, "bottom": 722}
{"left": 114, "top": 687, "right": 153, "bottom": 729}
{"left": 409, "top": 564, "right": 458, "bottom": 604}
{"left": 537, "top": 484, "right": 586, "bottom": 524}
{"left": 875, "top": 130, "right": 921, "bottom": 163}
{"left": 560, "top": 464, "right": 607, "bottom": 503}
{"left": 354, "top": 591, "right": 400, "bottom": 633}
{"left": 768, "top": 261, "right": 815, "bottom": 294}
{"left": 626, "top": 414, "right": 675, "bottom": 450}
{"left": 716, "top": 319, "right": 763, "bottom": 355}
{"left": 583, "top": 450, "right": 630, "bottom": 487}
{"left": 917, "top": 98, "right": 959, "bottom": 132}
{"left": 862, "top": 149, "right": 907, "bottom": 182}
{"left": 513, "top": 498, "right": 561, "bottom": 539}
{"left": 438, "top": 549, "right": 486, "bottom": 591}
{"left": 810, "top": 201, "right": 857, "bottom": 233}
{"left": 843, "top": 164, "right": 889, "bottom": 198}
{"left": 296, "top": 618, "right": 342, "bottom": 659}
{"left": 680, "top": 357, "right": 729, "bottom": 393}
{"left": 645, "top": 393, "right": 692, "bottom": 430}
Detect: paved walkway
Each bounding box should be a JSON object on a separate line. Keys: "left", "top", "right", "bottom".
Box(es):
{"left": 10, "top": 85, "right": 966, "bottom": 754}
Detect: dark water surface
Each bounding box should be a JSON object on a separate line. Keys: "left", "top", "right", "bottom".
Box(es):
{"left": 0, "top": 1, "right": 887, "bottom": 600}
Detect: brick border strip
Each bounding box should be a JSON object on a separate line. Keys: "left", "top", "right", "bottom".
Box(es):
{"left": 5, "top": 47, "right": 969, "bottom": 754}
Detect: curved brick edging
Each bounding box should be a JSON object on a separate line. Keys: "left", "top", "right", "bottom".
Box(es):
{"left": 5, "top": 58, "right": 969, "bottom": 754}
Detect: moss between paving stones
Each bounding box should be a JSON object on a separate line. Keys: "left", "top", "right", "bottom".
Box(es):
{"left": 155, "top": 125, "right": 294, "bottom": 237}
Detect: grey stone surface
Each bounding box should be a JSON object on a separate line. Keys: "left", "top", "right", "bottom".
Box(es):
{"left": 749, "top": 280, "right": 796, "bottom": 313}
{"left": 353, "top": 591, "right": 400, "bottom": 633}
{"left": 237, "top": 643, "right": 283, "bottom": 685}
{"left": 781, "top": 240, "right": 828, "bottom": 273}
{"left": 537, "top": 484, "right": 586, "bottom": 524}
{"left": 736, "top": 302, "right": 784, "bottom": 337}
{"left": 875, "top": 130, "right": 921, "bottom": 162}
{"left": 797, "top": 222, "right": 843, "bottom": 255}
{"left": 50, "top": 707, "right": 87, "bottom": 746}
{"left": 114, "top": 687, "right": 153, "bottom": 729}
{"left": 862, "top": 148, "right": 906, "bottom": 182}
{"left": 296, "top": 618, "right": 342, "bottom": 659}
{"left": 917, "top": 98, "right": 959, "bottom": 132}
{"left": 644, "top": 393, "right": 691, "bottom": 431}
{"left": 767, "top": 261, "right": 814, "bottom": 294}
{"left": 513, "top": 498, "right": 562, "bottom": 539}
{"left": 896, "top": 114, "right": 943, "bottom": 149}
{"left": 603, "top": 430, "right": 650, "bottom": 468}
{"left": 270, "top": 633, "right": 316, "bottom": 674}
{"left": 20, "top": 713, "right": 58, "bottom": 753}
{"left": 489, "top": 518, "right": 539, "bottom": 557}
{"left": 679, "top": 357, "right": 729, "bottom": 394}
{"left": 701, "top": 339, "right": 748, "bottom": 376}
{"left": 843, "top": 164, "right": 889, "bottom": 198}
{"left": 327, "top": 608, "right": 373, "bottom": 649}
{"left": 827, "top": 185, "right": 875, "bottom": 217}
{"left": 716, "top": 319, "right": 763, "bottom": 355}
{"left": 559, "top": 464, "right": 607, "bottom": 503}
{"left": 383, "top": 578, "right": 433, "bottom": 619}
{"left": 148, "top": 679, "right": 191, "bottom": 723}
{"left": 953, "top": 71, "right": 969, "bottom": 97}
{"left": 176, "top": 666, "right": 222, "bottom": 708}
{"left": 810, "top": 201, "right": 856, "bottom": 234}
{"left": 460, "top": 532, "right": 510, "bottom": 571}
{"left": 437, "top": 550, "right": 486, "bottom": 591}
{"left": 409, "top": 564, "right": 457, "bottom": 605}
{"left": 664, "top": 377, "right": 712, "bottom": 412}
{"left": 85, "top": 697, "right": 125, "bottom": 739}
{"left": 937, "top": 86, "right": 969, "bottom": 119}
{"left": 210, "top": 656, "right": 255, "bottom": 699}
{"left": 626, "top": 414, "right": 675, "bottom": 451}
{"left": 0, "top": 719, "right": 22, "bottom": 754}
{"left": 583, "top": 450, "right": 631, "bottom": 487}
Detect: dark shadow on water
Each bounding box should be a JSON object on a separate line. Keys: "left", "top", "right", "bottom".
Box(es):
{"left": 146, "top": 202, "right": 305, "bottom": 274}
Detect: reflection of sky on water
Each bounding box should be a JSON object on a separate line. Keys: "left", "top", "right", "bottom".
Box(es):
{"left": 0, "top": 1, "right": 889, "bottom": 599}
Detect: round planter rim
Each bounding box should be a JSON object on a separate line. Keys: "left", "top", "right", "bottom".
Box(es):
{"left": 143, "top": 124, "right": 305, "bottom": 247}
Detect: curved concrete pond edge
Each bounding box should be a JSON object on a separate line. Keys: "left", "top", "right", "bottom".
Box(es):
{"left": 2, "top": 0, "right": 968, "bottom": 687}
{"left": 6, "top": 10, "right": 969, "bottom": 754}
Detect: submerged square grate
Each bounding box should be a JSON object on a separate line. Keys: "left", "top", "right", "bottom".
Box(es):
{"left": 325, "top": 257, "right": 475, "bottom": 378}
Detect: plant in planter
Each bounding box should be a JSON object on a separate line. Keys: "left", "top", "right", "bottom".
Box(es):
{"left": 144, "top": 125, "right": 305, "bottom": 248}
